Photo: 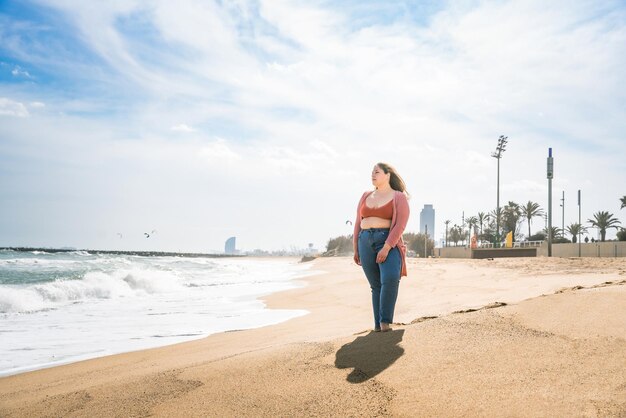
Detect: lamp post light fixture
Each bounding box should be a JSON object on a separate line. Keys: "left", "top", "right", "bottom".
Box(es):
{"left": 491, "top": 135, "right": 508, "bottom": 247}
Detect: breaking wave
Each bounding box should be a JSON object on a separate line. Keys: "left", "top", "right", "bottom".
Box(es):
{"left": 0, "top": 269, "right": 185, "bottom": 313}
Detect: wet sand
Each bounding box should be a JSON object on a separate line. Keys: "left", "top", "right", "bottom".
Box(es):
{"left": 1, "top": 257, "right": 625, "bottom": 417}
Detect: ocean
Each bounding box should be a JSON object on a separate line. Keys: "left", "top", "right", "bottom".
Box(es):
{"left": 0, "top": 249, "right": 315, "bottom": 377}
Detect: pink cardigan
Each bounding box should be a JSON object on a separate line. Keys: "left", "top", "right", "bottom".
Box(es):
{"left": 353, "top": 190, "right": 410, "bottom": 277}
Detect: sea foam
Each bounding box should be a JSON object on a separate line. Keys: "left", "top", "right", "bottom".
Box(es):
{"left": 0, "top": 268, "right": 185, "bottom": 313}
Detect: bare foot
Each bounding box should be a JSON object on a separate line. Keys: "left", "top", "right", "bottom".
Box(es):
{"left": 380, "top": 322, "right": 392, "bottom": 332}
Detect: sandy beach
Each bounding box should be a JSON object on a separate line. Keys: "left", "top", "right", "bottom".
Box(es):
{"left": 1, "top": 256, "right": 625, "bottom": 417}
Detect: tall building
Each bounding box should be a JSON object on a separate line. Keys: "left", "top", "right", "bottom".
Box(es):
{"left": 224, "top": 237, "right": 236, "bottom": 254}
{"left": 420, "top": 204, "right": 435, "bottom": 238}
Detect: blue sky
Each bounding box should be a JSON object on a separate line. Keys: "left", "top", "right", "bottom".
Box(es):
{"left": 1, "top": 0, "right": 625, "bottom": 252}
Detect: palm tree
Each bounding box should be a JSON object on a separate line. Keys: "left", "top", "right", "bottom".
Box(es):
{"left": 449, "top": 224, "right": 462, "bottom": 246}
{"left": 502, "top": 201, "right": 522, "bottom": 242}
{"left": 489, "top": 208, "right": 502, "bottom": 244}
{"left": 479, "top": 213, "right": 495, "bottom": 243}
{"left": 444, "top": 220, "right": 451, "bottom": 247}
{"left": 477, "top": 212, "right": 487, "bottom": 237}
{"left": 543, "top": 226, "right": 563, "bottom": 241}
{"left": 588, "top": 211, "right": 621, "bottom": 242}
{"left": 466, "top": 216, "right": 478, "bottom": 241}
{"left": 565, "top": 223, "right": 588, "bottom": 244}
{"left": 521, "top": 201, "right": 544, "bottom": 239}
{"left": 621, "top": 195, "right": 626, "bottom": 210}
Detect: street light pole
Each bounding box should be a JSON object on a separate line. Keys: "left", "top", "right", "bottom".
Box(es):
{"left": 496, "top": 158, "right": 500, "bottom": 245}
{"left": 578, "top": 190, "right": 581, "bottom": 257}
{"left": 491, "top": 135, "right": 508, "bottom": 248}
{"left": 560, "top": 190, "right": 565, "bottom": 238}
{"left": 547, "top": 148, "right": 554, "bottom": 257}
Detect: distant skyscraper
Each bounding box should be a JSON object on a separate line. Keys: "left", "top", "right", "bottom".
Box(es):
{"left": 224, "top": 237, "right": 236, "bottom": 254}
{"left": 420, "top": 204, "right": 435, "bottom": 237}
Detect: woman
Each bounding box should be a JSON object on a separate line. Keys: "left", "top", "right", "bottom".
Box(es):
{"left": 353, "top": 163, "right": 410, "bottom": 332}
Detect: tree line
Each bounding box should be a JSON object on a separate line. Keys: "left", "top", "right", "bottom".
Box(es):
{"left": 443, "top": 195, "right": 625, "bottom": 246}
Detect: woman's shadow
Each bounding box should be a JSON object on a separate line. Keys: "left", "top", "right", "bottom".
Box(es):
{"left": 334, "top": 329, "right": 405, "bottom": 383}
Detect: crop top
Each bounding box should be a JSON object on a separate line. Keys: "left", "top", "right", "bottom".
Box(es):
{"left": 360, "top": 198, "right": 393, "bottom": 220}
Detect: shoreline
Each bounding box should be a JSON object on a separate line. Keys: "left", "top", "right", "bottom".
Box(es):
{"left": 1, "top": 256, "right": 625, "bottom": 417}
{"left": 0, "top": 255, "right": 317, "bottom": 378}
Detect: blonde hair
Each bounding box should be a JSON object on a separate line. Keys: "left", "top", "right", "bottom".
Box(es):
{"left": 376, "top": 162, "right": 409, "bottom": 197}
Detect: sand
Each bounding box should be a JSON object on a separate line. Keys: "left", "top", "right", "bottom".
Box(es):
{"left": 1, "top": 256, "right": 625, "bottom": 417}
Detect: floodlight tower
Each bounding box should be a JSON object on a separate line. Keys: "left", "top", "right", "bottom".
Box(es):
{"left": 491, "top": 135, "right": 508, "bottom": 247}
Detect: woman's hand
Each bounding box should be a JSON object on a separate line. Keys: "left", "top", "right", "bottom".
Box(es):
{"left": 376, "top": 244, "right": 391, "bottom": 263}
{"left": 353, "top": 251, "right": 361, "bottom": 266}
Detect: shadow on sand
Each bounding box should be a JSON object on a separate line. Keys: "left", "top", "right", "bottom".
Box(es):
{"left": 334, "top": 329, "right": 405, "bottom": 383}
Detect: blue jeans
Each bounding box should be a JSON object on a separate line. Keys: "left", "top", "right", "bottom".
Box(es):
{"left": 358, "top": 228, "right": 401, "bottom": 330}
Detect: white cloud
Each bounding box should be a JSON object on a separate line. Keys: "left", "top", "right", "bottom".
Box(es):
{"left": 11, "top": 65, "right": 31, "bottom": 78}
{"left": 29, "top": 101, "right": 45, "bottom": 108}
{"left": 310, "top": 140, "right": 338, "bottom": 158}
{"left": 171, "top": 123, "right": 195, "bottom": 133}
{"left": 502, "top": 180, "right": 545, "bottom": 193}
{"left": 260, "top": 145, "right": 307, "bottom": 172}
{"left": 465, "top": 150, "right": 492, "bottom": 169}
{"left": 198, "top": 138, "right": 241, "bottom": 163}
{"left": 0, "top": 98, "right": 29, "bottom": 117}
